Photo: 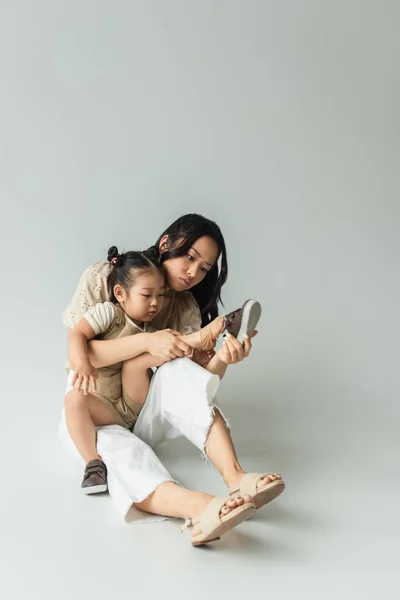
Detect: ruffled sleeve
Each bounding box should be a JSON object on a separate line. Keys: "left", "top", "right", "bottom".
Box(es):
{"left": 83, "top": 301, "right": 117, "bottom": 336}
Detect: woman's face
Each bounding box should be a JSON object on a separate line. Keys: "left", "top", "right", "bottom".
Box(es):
{"left": 161, "top": 235, "right": 219, "bottom": 292}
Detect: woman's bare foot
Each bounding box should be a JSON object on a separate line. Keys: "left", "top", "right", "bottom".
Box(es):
{"left": 228, "top": 471, "right": 283, "bottom": 494}
{"left": 253, "top": 473, "right": 283, "bottom": 488}
{"left": 190, "top": 494, "right": 252, "bottom": 540}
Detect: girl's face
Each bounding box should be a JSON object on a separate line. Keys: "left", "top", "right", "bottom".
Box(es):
{"left": 161, "top": 235, "right": 219, "bottom": 292}
{"left": 114, "top": 269, "right": 165, "bottom": 324}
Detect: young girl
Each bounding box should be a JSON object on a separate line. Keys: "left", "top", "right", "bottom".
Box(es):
{"left": 65, "top": 247, "right": 169, "bottom": 493}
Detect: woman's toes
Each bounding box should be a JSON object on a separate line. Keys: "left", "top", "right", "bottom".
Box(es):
{"left": 243, "top": 494, "right": 252, "bottom": 503}
{"left": 263, "top": 475, "right": 273, "bottom": 485}
{"left": 191, "top": 496, "right": 244, "bottom": 540}
{"left": 257, "top": 474, "right": 279, "bottom": 489}
{"left": 222, "top": 498, "right": 241, "bottom": 516}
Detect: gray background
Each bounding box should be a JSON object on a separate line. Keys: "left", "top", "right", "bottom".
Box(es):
{"left": 1, "top": 0, "right": 399, "bottom": 598}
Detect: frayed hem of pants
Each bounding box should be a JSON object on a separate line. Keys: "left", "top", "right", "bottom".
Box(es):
{"left": 124, "top": 478, "right": 181, "bottom": 523}
{"left": 201, "top": 403, "right": 230, "bottom": 466}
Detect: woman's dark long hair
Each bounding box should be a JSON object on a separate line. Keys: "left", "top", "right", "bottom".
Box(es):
{"left": 147, "top": 214, "right": 228, "bottom": 326}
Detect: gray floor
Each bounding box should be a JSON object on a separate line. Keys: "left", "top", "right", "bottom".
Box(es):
{"left": 2, "top": 355, "right": 399, "bottom": 600}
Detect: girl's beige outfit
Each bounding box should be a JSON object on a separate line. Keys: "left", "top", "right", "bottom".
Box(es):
{"left": 66, "top": 301, "right": 151, "bottom": 428}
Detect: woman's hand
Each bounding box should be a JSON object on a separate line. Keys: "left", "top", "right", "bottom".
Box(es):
{"left": 71, "top": 360, "right": 98, "bottom": 395}
{"left": 146, "top": 330, "right": 192, "bottom": 361}
{"left": 216, "top": 330, "right": 257, "bottom": 365}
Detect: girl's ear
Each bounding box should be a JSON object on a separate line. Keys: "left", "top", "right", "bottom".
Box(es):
{"left": 159, "top": 235, "right": 169, "bottom": 255}
{"left": 113, "top": 284, "right": 126, "bottom": 304}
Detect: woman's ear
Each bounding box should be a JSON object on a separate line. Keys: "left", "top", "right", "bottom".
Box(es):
{"left": 159, "top": 235, "right": 169, "bottom": 255}
{"left": 113, "top": 284, "right": 126, "bottom": 304}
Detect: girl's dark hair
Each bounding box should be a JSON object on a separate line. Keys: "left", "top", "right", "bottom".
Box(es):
{"left": 107, "top": 246, "right": 165, "bottom": 303}
{"left": 147, "top": 213, "right": 228, "bottom": 326}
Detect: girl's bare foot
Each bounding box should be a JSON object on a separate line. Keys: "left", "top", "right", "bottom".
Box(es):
{"left": 184, "top": 316, "right": 225, "bottom": 351}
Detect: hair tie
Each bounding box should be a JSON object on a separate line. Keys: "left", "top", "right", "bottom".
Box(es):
{"left": 110, "top": 256, "right": 118, "bottom": 264}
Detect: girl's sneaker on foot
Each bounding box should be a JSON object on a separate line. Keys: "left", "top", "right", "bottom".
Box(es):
{"left": 81, "top": 459, "right": 108, "bottom": 494}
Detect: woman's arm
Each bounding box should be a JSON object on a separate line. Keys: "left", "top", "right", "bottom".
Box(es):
{"left": 84, "top": 329, "right": 192, "bottom": 369}
{"left": 205, "top": 354, "right": 229, "bottom": 379}
{"left": 205, "top": 334, "right": 253, "bottom": 380}
{"left": 85, "top": 333, "right": 150, "bottom": 368}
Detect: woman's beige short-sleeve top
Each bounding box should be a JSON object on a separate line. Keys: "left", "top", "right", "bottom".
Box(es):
{"left": 62, "top": 261, "right": 202, "bottom": 335}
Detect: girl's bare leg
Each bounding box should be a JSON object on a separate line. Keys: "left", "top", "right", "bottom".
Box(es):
{"left": 64, "top": 391, "right": 116, "bottom": 463}
{"left": 135, "top": 481, "right": 251, "bottom": 539}
{"left": 121, "top": 353, "right": 165, "bottom": 406}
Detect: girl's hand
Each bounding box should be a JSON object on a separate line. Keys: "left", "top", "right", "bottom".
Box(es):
{"left": 146, "top": 330, "right": 192, "bottom": 361}
{"left": 216, "top": 330, "right": 257, "bottom": 365}
{"left": 71, "top": 361, "right": 98, "bottom": 395}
